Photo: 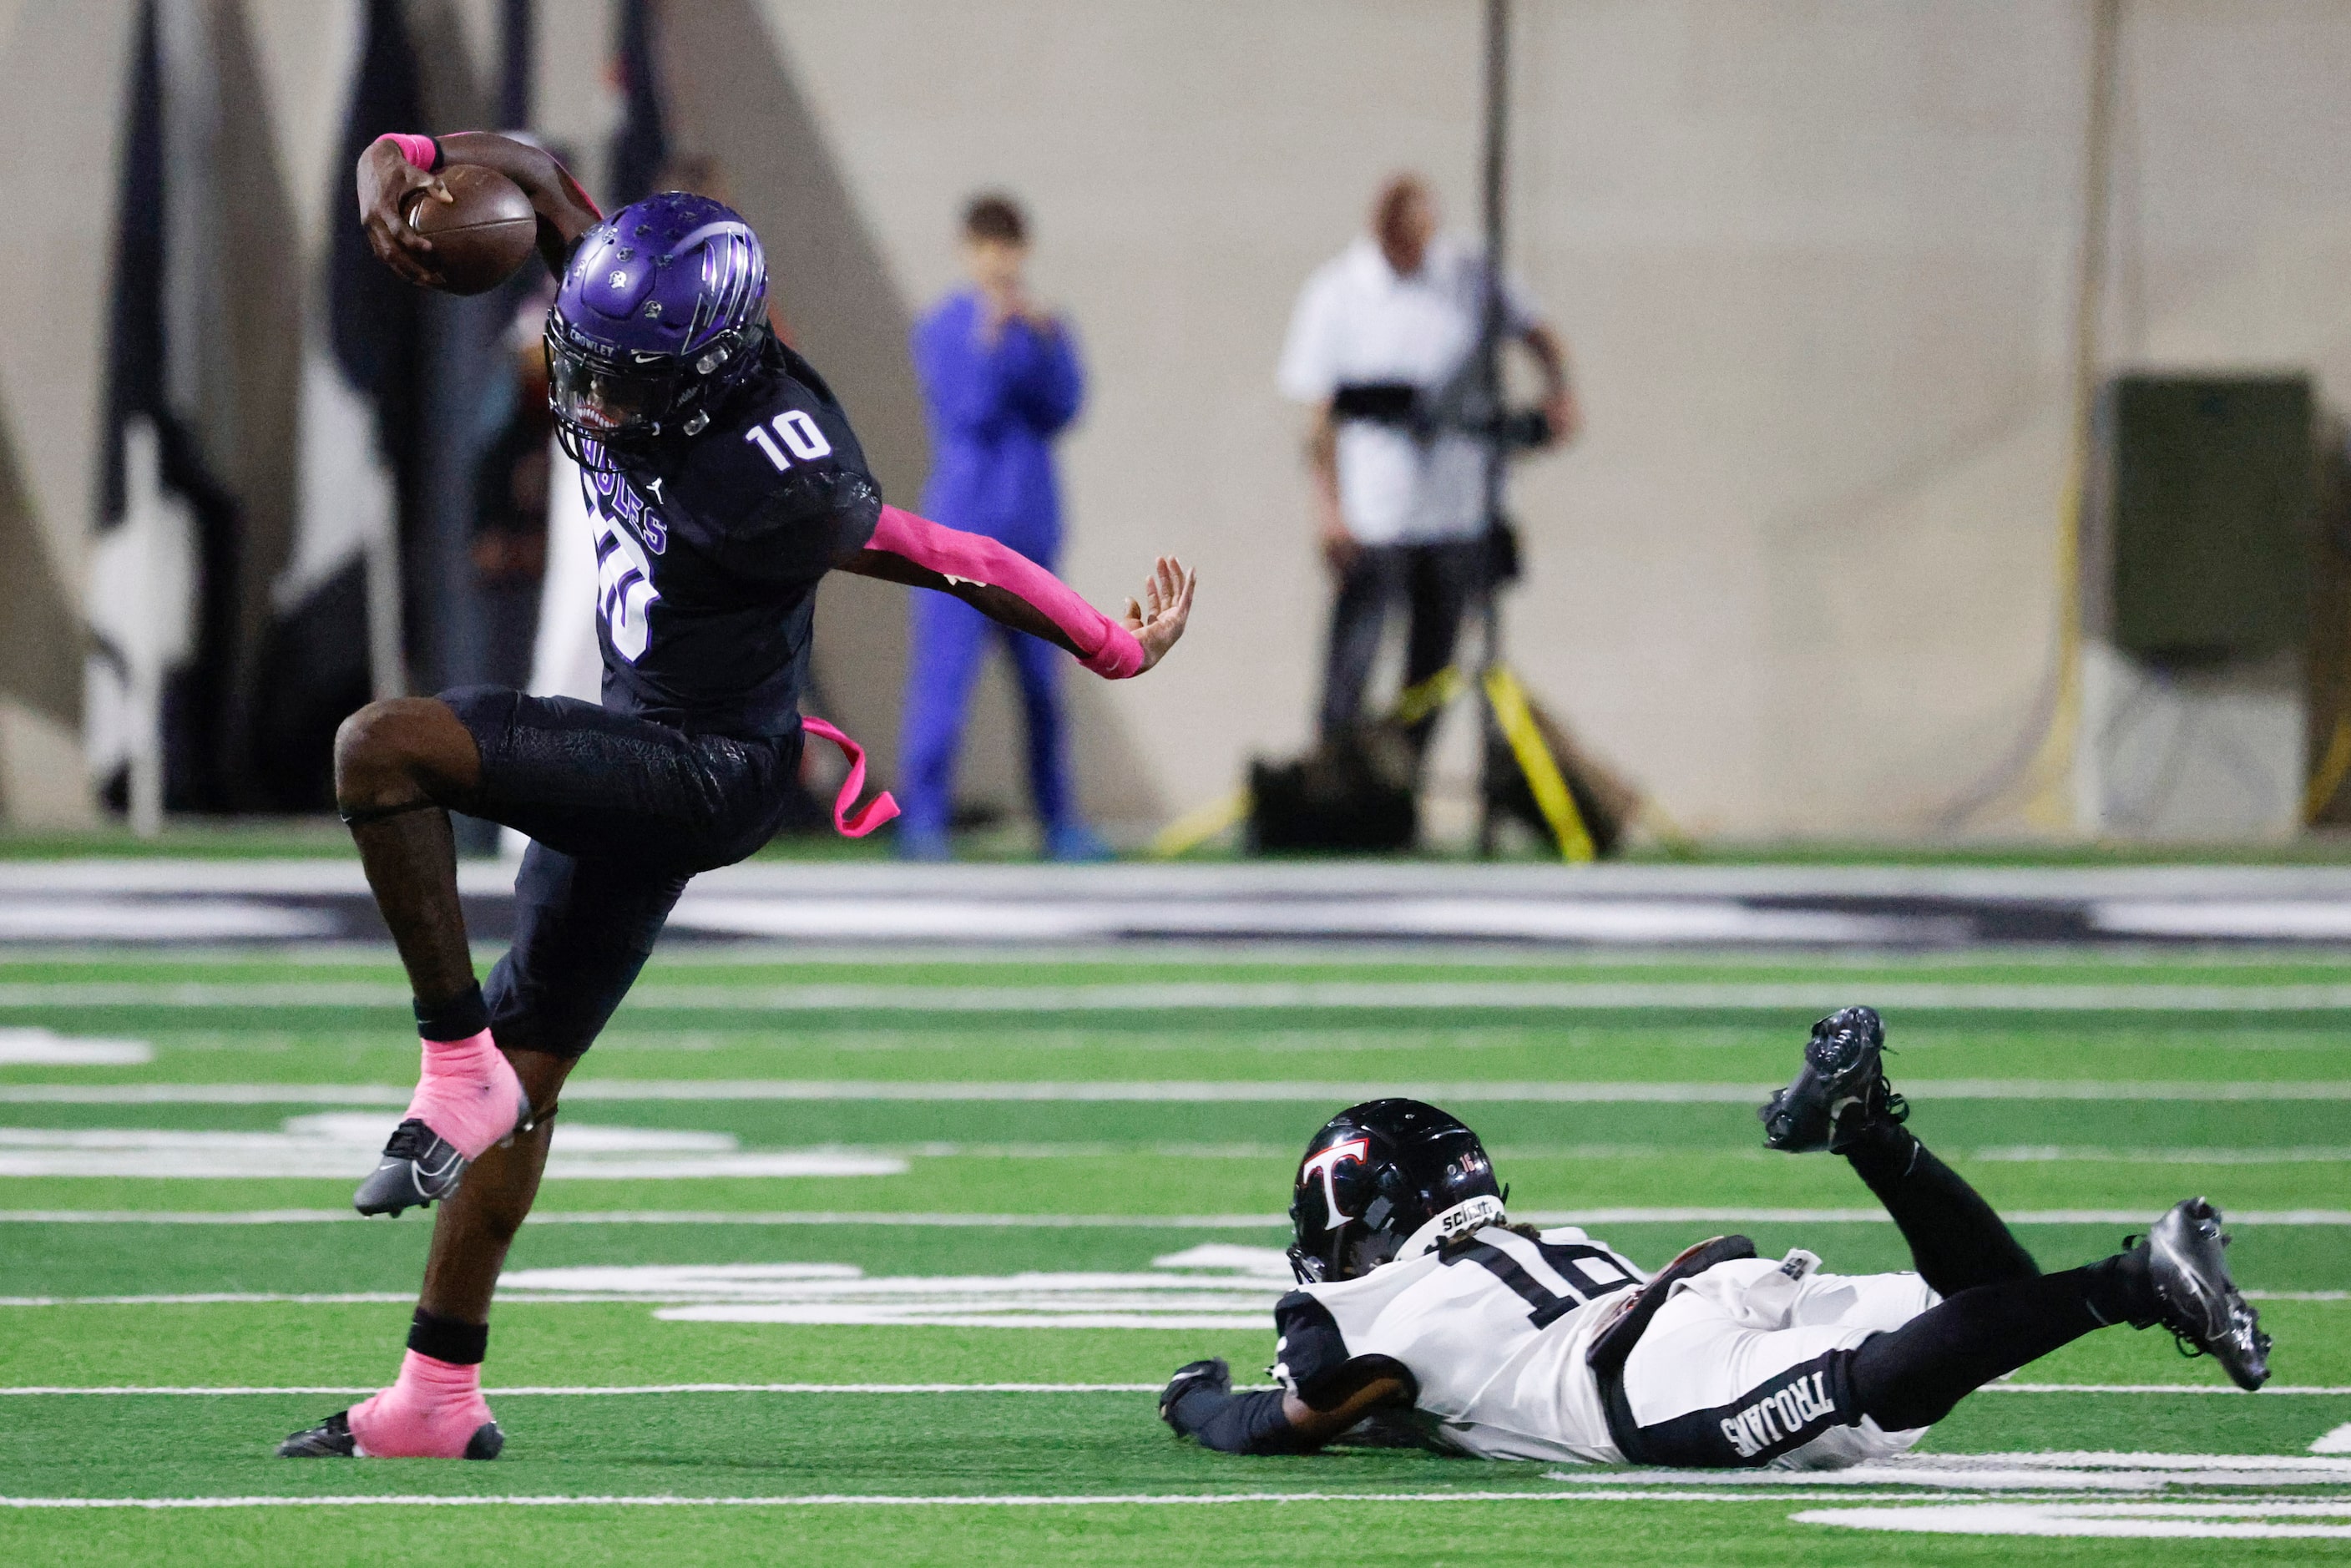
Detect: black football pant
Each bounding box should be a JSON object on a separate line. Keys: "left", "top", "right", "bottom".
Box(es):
{"left": 1318, "top": 540, "right": 1484, "bottom": 750}
{"left": 1839, "top": 1123, "right": 2145, "bottom": 1434}
{"left": 1633, "top": 1125, "right": 2148, "bottom": 1466}
{"left": 442, "top": 685, "right": 806, "bottom": 1058}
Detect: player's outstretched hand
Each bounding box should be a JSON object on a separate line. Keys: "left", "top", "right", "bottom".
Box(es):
{"left": 1159, "top": 1357, "right": 1231, "bottom": 1429}
{"left": 1122, "top": 556, "right": 1196, "bottom": 674}
{"left": 356, "top": 138, "right": 453, "bottom": 289}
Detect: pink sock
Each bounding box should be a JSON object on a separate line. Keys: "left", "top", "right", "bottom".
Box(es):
{"left": 346, "top": 1350, "right": 495, "bottom": 1458}
{"left": 404, "top": 1029, "right": 526, "bottom": 1161}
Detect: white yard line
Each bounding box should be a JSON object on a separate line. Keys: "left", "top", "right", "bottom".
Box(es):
{"left": 12, "top": 853, "right": 2351, "bottom": 899}
{"left": 7, "top": 1382, "right": 2348, "bottom": 1396}
{"left": 1984, "top": 1383, "right": 2351, "bottom": 1395}
{"left": 18, "top": 979, "right": 2351, "bottom": 1010}
{"left": 0, "top": 1490, "right": 2116, "bottom": 1510}
{"left": 4, "top": 1207, "right": 2348, "bottom": 1228}
{"left": 0, "top": 1293, "right": 420, "bottom": 1307}
{"left": 0, "top": 1210, "right": 1294, "bottom": 1228}
{"left": 3, "top": 1289, "right": 2343, "bottom": 1313}
{"left": 0, "top": 1383, "right": 1174, "bottom": 1395}
{"left": 1794, "top": 1500, "right": 2351, "bottom": 1539}
{"left": 9, "top": 1080, "right": 2351, "bottom": 1107}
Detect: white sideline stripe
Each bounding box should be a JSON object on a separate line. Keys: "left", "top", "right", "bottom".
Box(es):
{"left": 8, "top": 1291, "right": 2346, "bottom": 1312}
{"left": 25, "top": 979, "right": 2351, "bottom": 1011}
{"left": 0, "top": 1491, "right": 1841, "bottom": 1510}
{"left": 13, "top": 853, "right": 2351, "bottom": 898}
{"left": 0, "top": 1383, "right": 1175, "bottom": 1396}
{"left": 10, "top": 1080, "right": 2351, "bottom": 1106}
{"left": 0, "top": 1209, "right": 1293, "bottom": 1228}
{"left": 3, "top": 1207, "right": 2348, "bottom": 1228}
{"left": 0, "top": 903, "right": 333, "bottom": 943}
{"left": 0, "top": 1293, "right": 418, "bottom": 1306}
{"left": 2097, "top": 899, "right": 2351, "bottom": 938}
{"left": 10, "top": 1382, "right": 2350, "bottom": 1397}
{"left": 667, "top": 897, "right": 1924, "bottom": 945}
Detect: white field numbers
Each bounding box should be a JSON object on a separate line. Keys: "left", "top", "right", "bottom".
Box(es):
{"left": 745, "top": 410, "right": 832, "bottom": 471}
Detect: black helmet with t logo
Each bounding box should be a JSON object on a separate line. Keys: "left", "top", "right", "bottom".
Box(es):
{"left": 1286, "top": 1099, "right": 1506, "bottom": 1285}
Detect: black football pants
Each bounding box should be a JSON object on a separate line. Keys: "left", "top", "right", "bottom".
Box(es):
{"left": 1633, "top": 1127, "right": 2145, "bottom": 1466}
{"left": 442, "top": 685, "right": 806, "bottom": 1058}
{"left": 1840, "top": 1125, "right": 2141, "bottom": 1437}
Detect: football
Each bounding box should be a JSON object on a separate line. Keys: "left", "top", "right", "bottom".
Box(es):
{"left": 402, "top": 164, "right": 537, "bottom": 295}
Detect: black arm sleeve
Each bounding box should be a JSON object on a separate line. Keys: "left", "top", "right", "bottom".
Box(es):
{"left": 1271, "top": 1292, "right": 1352, "bottom": 1404}
{"left": 1165, "top": 1386, "right": 1304, "bottom": 1455}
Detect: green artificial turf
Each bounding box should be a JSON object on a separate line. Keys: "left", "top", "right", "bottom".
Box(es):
{"left": 0, "top": 943, "right": 2344, "bottom": 1563}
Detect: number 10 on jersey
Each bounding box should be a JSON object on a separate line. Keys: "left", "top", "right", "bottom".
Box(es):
{"left": 745, "top": 411, "right": 832, "bottom": 472}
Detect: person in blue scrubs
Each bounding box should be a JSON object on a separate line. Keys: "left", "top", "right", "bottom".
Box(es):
{"left": 897, "top": 194, "right": 1105, "bottom": 861}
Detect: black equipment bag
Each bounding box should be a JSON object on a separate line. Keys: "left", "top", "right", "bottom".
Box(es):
{"left": 1246, "top": 724, "right": 1418, "bottom": 853}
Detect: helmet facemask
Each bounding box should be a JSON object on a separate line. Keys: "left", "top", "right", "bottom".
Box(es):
{"left": 545, "top": 193, "right": 772, "bottom": 473}
{"left": 546, "top": 312, "right": 760, "bottom": 471}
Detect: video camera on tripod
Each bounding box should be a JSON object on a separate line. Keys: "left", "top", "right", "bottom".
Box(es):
{"left": 1327, "top": 375, "right": 1553, "bottom": 453}
{"left": 1327, "top": 368, "right": 1548, "bottom": 586}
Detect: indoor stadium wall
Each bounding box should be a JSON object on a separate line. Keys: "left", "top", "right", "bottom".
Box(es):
{"left": 10, "top": 0, "right": 2351, "bottom": 837}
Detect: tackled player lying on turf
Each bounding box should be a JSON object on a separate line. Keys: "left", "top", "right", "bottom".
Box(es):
{"left": 278, "top": 133, "right": 1196, "bottom": 1462}
{"left": 1160, "top": 1008, "right": 2272, "bottom": 1469}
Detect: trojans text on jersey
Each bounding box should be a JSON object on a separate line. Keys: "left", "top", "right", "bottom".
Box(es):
{"left": 579, "top": 441, "right": 667, "bottom": 664}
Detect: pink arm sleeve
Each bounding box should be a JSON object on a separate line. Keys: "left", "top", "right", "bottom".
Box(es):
{"left": 376, "top": 133, "right": 439, "bottom": 170}
{"left": 870, "top": 504, "right": 1145, "bottom": 679}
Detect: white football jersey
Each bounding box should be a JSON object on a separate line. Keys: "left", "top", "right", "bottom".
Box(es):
{"left": 1272, "top": 1224, "right": 1646, "bottom": 1463}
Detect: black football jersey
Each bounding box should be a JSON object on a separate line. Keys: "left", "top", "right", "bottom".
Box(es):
{"left": 575, "top": 337, "right": 883, "bottom": 737}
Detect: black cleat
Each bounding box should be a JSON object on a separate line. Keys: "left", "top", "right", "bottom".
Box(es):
{"left": 275, "top": 1408, "right": 506, "bottom": 1459}
{"left": 277, "top": 1409, "right": 357, "bottom": 1457}
{"left": 352, "top": 1119, "right": 468, "bottom": 1216}
{"left": 1760, "top": 1005, "right": 1909, "bottom": 1154}
{"left": 2141, "top": 1197, "right": 2272, "bottom": 1391}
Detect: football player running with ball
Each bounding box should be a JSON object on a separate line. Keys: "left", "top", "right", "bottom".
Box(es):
{"left": 1161, "top": 1008, "right": 2270, "bottom": 1469}
{"left": 279, "top": 133, "right": 1194, "bottom": 1461}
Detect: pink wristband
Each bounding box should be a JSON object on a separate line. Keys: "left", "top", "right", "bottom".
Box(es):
{"left": 1081, "top": 622, "right": 1145, "bottom": 680}
{"left": 871, "top": 505, "right": 1143, "bottom": 679}
{"left": 376, "top": 133, "right": 438, "bottom": 171}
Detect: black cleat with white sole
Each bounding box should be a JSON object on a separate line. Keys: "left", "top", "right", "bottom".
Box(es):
{"left": 276, "top": 1408, "right": 506, "bottom": 1459}
{"left": 2140, "top": 1196, "right": 2273, "bottom": 1391}
{"left": 1760, "top": 1005, "right": 1909, "bottom": 1155}
{"left": 351, "top": 1119, "right": 468, "bottom": 1217}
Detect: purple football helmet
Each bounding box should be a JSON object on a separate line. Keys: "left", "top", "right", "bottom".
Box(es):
{"left": 545, "top": 192, "right": 767, "bottom": 467}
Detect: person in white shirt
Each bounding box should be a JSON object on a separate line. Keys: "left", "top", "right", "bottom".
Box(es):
{"left": 1160, "top": 1009, "right": 2271, "bottom": 1468}
{"left": 1277, "top": 174, "right": 1579, "bottom": 747}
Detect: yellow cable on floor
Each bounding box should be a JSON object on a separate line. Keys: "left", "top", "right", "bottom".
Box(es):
{"left": 1483, "top": 665, "right": 1595, "bottom": 862}
{"left": 1150, "top": 788, "right": 1252, "bottom": 859}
